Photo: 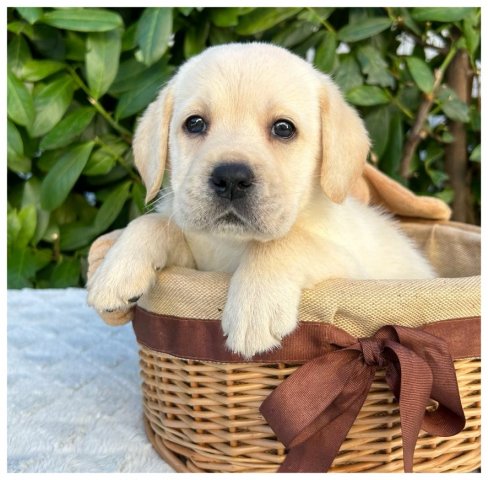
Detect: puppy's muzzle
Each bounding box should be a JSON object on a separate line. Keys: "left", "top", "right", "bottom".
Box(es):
{"left": 209, "top": 163, "right": 254, "bottom": 201}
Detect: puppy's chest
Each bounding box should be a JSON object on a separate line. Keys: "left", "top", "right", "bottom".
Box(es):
{"left": 184, "top": 232, "right": 247, "bottom": 274}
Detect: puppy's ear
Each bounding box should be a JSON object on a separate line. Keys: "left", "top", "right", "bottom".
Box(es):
{"left": 318, "top": 74, "right": 370, "bottom": 203}
{"left": 133, "top": 84, "right": 174, "bottom": 203}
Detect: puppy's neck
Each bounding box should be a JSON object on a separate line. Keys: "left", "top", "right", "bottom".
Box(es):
{"left": 184, "top": 230, "right": 248, "bottom": 273}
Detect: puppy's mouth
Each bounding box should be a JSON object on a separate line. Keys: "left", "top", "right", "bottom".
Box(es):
{"left": 215, "top": 211, "right": 247, "bottom": 227}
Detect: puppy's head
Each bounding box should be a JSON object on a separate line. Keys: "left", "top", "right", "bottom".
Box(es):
{"left": 134, "top": 43, "right": 370, "bottom": 241}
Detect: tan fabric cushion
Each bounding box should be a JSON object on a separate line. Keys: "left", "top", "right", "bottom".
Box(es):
{"left": 135, "top": 221, "right": 480, "bottom": 337}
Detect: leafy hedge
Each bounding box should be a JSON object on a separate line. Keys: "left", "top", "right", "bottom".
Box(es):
{"left": 7, "top": 7, "right": 481, "bottom": 288}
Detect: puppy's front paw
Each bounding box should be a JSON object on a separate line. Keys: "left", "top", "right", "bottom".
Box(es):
{"left": 221, "top": 280, "right": 300, "bottom": 359}
{"left": 87, "top": 254, "right": 162, "bottom": 313}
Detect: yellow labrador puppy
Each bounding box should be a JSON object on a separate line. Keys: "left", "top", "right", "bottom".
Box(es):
{"left": 87, "top": 43, "right": 434, "bottom": 358}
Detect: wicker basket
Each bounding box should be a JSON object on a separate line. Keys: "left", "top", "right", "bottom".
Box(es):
{"left": 139, "top": 351, "right": 480, "bottom": 473}
{"left": 131, "top": 220, "right": 480, "bottom": 473}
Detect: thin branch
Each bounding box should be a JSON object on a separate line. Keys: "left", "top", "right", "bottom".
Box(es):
{"left": 400, "top": 45, "right": 457, "bottom": 178}
{"left": 67, "top": 66, "right": 133, "bottom": 143}
{"left": 305, "top": 7, "right": 336, "bottom": 34}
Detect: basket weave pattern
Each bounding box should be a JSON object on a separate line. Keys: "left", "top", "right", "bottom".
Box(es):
{"left": 139, "top": 346, "right": 481, "bottom": 473}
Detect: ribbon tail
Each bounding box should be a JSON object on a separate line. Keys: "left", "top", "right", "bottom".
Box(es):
{"left": 389, "top": 325, "right": 467, "bottom": 469}
{"left": 279, "top": 370, "right": 374, "bottom": 472}
{"left": 385, "top": 342, "right": 434, "bottom": 473}
{"left": 260, "top": 348, "right": 375, "bottom": 473}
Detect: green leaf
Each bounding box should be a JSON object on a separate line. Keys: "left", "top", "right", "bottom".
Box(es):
{"left": 59, "top": 223, "right": 97, "bottom": 251}
{"left": 109, "top": 58, "right": 147, "bottom": 95}
{"left": 86, "top": 29, "right": 122, "bottom": 99}
{"left": 178, "top": 7, "right": 195, "bottom": 16}
{"left": 210, "top": 8, "right": 243, "bottom": 27}
{"left": 8, "top": 34, "right": 32, "bottom": 77}
{"left": 7, "top": 119, "right": 31, "bottom": 174}
{"left": 19, "top": 59, "right": 66, "bottom": 82}
{"left": 29, "top": 24, "right": 66, "bottom": 60}
{"left": 115, "top": 60, "right": 174, "bottom": 119}
{"left": 29, "top": 74, "right": 75, "bottom": 137}
{"left": 49, "top": 257, "right": 81, "bottom": 287}
{"left": 298, "top": 7, "right": 334, "bottom": 24}
{"left": 7, "top": 71, "right": 35, "bottom": 128}
{"left": 17, "top": 7, "right": 44, "bottom": 24}
{"left": 40, "top": 107, "right": 96, "bottom": 151}
{"left": 356, "top": 45, "right": 395, "bottom": 88}
{"left": 315, "top": 32, "right": 336, "bottom": 74}
{"left": 406, "top": 57, "right": 434, "bottom": 94}
{"left": 121, "top": 22, "right": 138, "bottom": 52}
{"left": 40, "top": 8, "right": 123, "bottom": 32}
{"left": 8, "top": 246, "right": 52, "bottom": 288}
{"left": 334, "top": 54, "right": 363, "bottom": 93}
{"left": 235, "top": 8, "right": 302, "bottom": 35}
{"left": 209, "top": 26, "right": 238, "bottom": 46}
{"left": 7, "top": 210, "right": 22, "bottom": 248}
{"left": 83, "top": 136, "right": 128, "bottom": 175}
{"left": 7, "top": 120, "right": 24, "bottom": 158}
{"left": 424, "top": 144, "right": 448, "bottom": 187}
{"left": 463, "top": 11, "right": 480, "bottom": 61}
{"left": 469, "top": 145, "right": 480, "bottom": 162}
{"left": 364, "top": 106, "right": 391, "bottom": 159}
{"left": 380, "top": 110, "right": 403, "bottom": 179}
{"left": 346, "top": 85, "right": 390, "bottom": 106}
{"left": 184, "top": 24, "right": 209, "bottom": 59}
{"left": 37, "top": 149, "right": 63, "bottom": 173}
{"left": 136, "top": 8, "right": 173, "bottom": 66}
{"left": 65, "top": 31, "right": 86, "bottom": 61}
{"left": 437, "top": 85, "right": 470, "bottom": 123}
{"left": 21, "top": 177, "right": 51, "bottom": 245}
{"left": 131, "top": 182, "right": 146, "bottom": 217}
{"left": 7, "top": 21, "right": 35, "bottom": 37}
{"left": 16, "top": 205, "right": 37, "bottom": 248}
{"left": 411, "top": 7, "right": 474, "bottom": 22}
{"left": 40, "top": 142, "right": 95, "bottom": 211}
{"left": 272, "top": 22, "right": 316, "bottom": 49}
{"left": 83, "top": 150, "right": 117, "bottom": 176}
{"left": 337, "top": 17, "right": 392, "bottom": 43}
{"left": 54, "top": 192, "right": 96, "bottom": 225}
{"left": 93, "top": 181, "right": 131, "bottom": 233}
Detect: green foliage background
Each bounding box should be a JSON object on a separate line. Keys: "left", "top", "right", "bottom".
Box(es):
{"left": 7, "top": 7, "right": 481, "bottom": 288}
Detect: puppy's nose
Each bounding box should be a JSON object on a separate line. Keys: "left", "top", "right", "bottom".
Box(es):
{"left": 210, "top": 163, "right": 254, "bottom": 200}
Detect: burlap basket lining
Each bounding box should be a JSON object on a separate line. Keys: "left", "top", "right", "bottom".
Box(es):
{"left": 138, "top": 220, "right": 481, "bottom": 337}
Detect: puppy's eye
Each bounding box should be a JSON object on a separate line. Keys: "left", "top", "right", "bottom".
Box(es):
{"left": 271, "top": 119, "right": 296, "bottom": 139}
{"left": 184, "top": 115, "right": 207, "bottom": 134}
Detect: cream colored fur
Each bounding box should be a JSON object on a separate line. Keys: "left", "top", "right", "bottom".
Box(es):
{"left": 87, "top": 43, "right": 435, "bottom": 358}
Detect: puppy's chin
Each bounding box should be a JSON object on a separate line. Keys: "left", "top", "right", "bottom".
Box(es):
{"left": 173, "top": 206, "right": 294, "bottom": 242}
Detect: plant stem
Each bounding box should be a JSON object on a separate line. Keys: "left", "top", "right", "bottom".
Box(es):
{"left": 67, "top": 66, "right": 133, "bottom": 142}
{"left": 305, "top": 7, "right": 336, "bottom": 34}
{"left": 400, "top": 42, "right": 458, "bottom": 179}
{"left": 94, "top": 137, "right": 140, "bottom": 182}
{"left": 387, "top": 92, "right": 415, "bottom": 120}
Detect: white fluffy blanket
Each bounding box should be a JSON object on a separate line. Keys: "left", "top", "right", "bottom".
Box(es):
{"left": 7, "top": 288, "right": 173, "bottom": 473}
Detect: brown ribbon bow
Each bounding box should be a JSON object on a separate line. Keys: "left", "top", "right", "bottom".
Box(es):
{"left": 260, "top": 324, "right": 466, "bottom": 473}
